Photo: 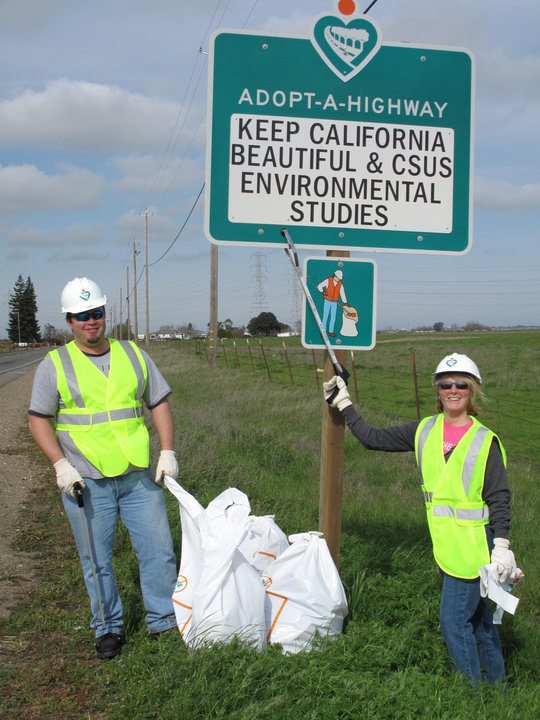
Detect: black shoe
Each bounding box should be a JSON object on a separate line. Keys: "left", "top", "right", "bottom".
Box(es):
{"left": 95, "top": 632, "right": 125, "bottom": 660}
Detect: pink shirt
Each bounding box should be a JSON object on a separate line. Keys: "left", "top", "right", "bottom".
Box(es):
{"left": 443, "top": 419, "right": 473, "bottom": 454}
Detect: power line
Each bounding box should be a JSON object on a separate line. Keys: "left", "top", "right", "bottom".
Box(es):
{"left": 148, "top": 184, "right": 205, "bottom": 267}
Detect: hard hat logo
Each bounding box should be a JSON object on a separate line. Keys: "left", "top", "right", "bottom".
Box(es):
{"left": 445, "top": 357, "right": 458, "bottom": 368}
{"left": 79, "top": 290, "right": 91, "bottom": 302}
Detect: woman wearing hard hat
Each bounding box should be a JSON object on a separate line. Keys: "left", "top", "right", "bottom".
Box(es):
{"left": 323, "top": 353, "right": 516, "bottom": 684}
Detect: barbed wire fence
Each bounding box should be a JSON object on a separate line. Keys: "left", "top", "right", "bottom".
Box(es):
{"left": 176, "top": 338, "right": 540, "bottom": 466}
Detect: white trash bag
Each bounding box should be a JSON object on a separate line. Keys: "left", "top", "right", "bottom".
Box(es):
{"left": 239, "top": 515, "right": 289, "bottom": 574}
{"left": 190, "top": 487, "right": 267, "bottom": 650}
{"left": 264, "top": 531, "right": 348, "bottom": 654}
{"left": 164, "top": 476, "right": 204, "bottom": 642}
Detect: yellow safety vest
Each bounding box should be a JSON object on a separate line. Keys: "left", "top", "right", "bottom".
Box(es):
{"left": 414, "top": 414, "right": 506, "bottom": 579}
{"left": 49, "top": 339, "right": 149, "bottom": 477}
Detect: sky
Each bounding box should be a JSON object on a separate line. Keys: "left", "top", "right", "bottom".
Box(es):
{"left": 1, "top": 0, "right": 539, "bottom": 338}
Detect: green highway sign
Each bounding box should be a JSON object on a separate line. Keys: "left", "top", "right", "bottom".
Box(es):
{"left": 205, "top": 24, "right": 474, "bottom": 254}
{"left": 302, "top": 257, "right": 376, "bottom": 351}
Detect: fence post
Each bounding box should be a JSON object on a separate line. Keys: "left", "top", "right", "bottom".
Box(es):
{"left": 282, "top": 342, "right": 294, "bottom": 385}
{"left": 233, "top": 340, "right": 241, "bottom": 369}
{"left": 411, "top": 350, "right": 421, "bottom": 419}
{"left": 311, "top": 349, "right": 320, "bottom": 390}
{"left": 221, "top": 339, "right": 229, "bottom": 369}
{"left": 246, "top": 339, "right": 256, "bottom": 376}
{"left": 259, "top": 340, "right": 272, "bottom": 382}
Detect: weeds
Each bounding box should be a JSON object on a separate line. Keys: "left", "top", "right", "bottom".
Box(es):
{"left": 1, "top": 336, "right": 539, "bottom": 719}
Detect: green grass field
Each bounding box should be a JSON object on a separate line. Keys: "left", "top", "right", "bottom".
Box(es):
{"left": 1, "top": 331, "right": 539, "bottom": 719}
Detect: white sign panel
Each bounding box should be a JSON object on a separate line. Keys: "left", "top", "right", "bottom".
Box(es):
{"left": 228, "top": 113, "right": 454, "bottom": 234}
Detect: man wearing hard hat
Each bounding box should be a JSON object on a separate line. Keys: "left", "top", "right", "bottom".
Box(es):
{"left": 28, "top": 278, "right": 179, "bottom": 660}
{"left": 317, "top": 269, "right": 349, "bottom": 337}
{"left": 323, "top": 353, "right": 517, "bottom": 684}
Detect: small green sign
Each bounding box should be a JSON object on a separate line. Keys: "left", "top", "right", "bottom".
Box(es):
{"left": 205, "top": 26, "right": 474, "bottom": 254}
{"left": 302, "top": 257, "right": 376, "bottom": 351}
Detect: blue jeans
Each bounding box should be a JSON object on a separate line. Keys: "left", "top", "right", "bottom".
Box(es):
{"left": 439, "top": 572, "right": 505, "bottom": 684}
{"left": 322, "top": 300, "right": 339, "bottom": 334}
{"left": 63, "top": 469, "right": 177, "bottom": 638}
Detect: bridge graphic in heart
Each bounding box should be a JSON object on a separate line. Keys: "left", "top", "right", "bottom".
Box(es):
{"left": 311, "top": 14, "right": 382, "bottom": 82}
{"left": 79, "top": 290, "right": 90, "bottom": 302}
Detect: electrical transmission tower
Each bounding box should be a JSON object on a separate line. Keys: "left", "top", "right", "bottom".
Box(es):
{"left": 288, "top": 266, "right": 302, "bottom": 334}
{"left": 250, "top": 252, "right": 268, "bottom": 315}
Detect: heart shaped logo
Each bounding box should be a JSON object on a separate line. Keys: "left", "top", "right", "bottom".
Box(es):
{"left": 79, "top": 290, "right": 90, "bottom": 302}
{"left": 311, "top": 14, "right": 382, "bottom": 82}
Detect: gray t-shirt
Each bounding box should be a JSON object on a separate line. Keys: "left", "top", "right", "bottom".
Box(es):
{"left": 29, "top": 344, "right": 171, "bottom": 479}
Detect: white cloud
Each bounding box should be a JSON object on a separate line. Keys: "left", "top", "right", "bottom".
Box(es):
{"left": 475, "top": 176, "right": 540, "bottom": 209}
{"left": 0, "top": 80, "right": 197, "bottom": 152}
{"left": 111, "top": 154, "right": 204, "bottom": 194}
{"left": 0, "top": 164, "right": 103, "bottom": 214}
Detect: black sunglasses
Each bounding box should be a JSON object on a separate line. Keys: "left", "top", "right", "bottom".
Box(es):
{"left": 71, "top": 309, "right": 105, "bottom": 322}
{"left": 436, "top": 380, "right": 469, "bottom": 391}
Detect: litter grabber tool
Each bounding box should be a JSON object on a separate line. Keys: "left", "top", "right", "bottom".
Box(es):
{"left": 73, "top": 482, "right": 106, "bottom": 628}
{"left": 281, "top": 228, "right": 350, "bottom": 402}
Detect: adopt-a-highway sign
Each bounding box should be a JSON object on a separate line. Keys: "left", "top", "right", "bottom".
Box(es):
{"left": 302, "top": 257, "right": 377, "bottom": 351}
{"left": 205, "top": 6, "right": 474, "bottom": 255}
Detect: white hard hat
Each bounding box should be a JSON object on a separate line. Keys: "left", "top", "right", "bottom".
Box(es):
{"left": 61, "top": 277, "right": 107, "bottom": 314}
{"left": 334, "top": 270, "right": 343, "bottom": 280}
{"left": 433, "top": 353, "right": 482, "bottom": 384}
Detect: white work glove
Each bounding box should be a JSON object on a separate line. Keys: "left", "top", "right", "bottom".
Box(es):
{"left": 491, "top": 538, "right": 516, "bottom": 583}
{"left": 54, "top": 458, "right": 85, "bottom": 498}
{"left": 323, "top": 375, "right": 352, "bottom": 412}
{"left": 155, "top": 450, "right": 178, "bottom": 484}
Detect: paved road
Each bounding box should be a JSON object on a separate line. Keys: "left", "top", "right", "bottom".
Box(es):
{"left": 0, "top": 347, "right": 50, "bottom": 389}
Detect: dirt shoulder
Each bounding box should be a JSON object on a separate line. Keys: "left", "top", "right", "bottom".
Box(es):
{"left": 0, "top": 369, "right": 45, "bottom": 620}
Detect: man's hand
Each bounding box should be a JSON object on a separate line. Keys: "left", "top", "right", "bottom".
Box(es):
{"left": 491, "top": 538, "right": 516, "bottom": 583}
{"left": 54, "top": 458, "right": 85, "bottom": 498}
{"left": 155, "top": 450, "right": 178, "bottom": 484}
{"left": 323, "top": 376, "right": 352, "bottom": 412}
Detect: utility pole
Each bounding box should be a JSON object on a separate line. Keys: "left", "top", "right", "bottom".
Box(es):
{"left": 133, "top": 241, "right": 140, "bottom": 343}
{"left": 119, "top": 287, "right": 123, "bottom": 340}
{"left": 208, "top": 243, "right": 218, "bottom": 367}
{"left": 17, "top": 310, "right": 21, "bottom": 345}
{"left": 144, "top": 210, "right": 150, "bottom": 347}
{"left": 126, "top": 265, "right": 131, "bottom": 340}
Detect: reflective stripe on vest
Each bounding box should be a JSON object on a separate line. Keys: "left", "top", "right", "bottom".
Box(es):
{"left": 56, "top": 406, "right": 144, "bottom": 426}
{"left": 56, "top": 345, "right": 85, "bottom": 407}
{"left": 462, "top": 426, "right": 489, "bottom": 495}
{"left": 433, "top": 505, "right": 490, "bottom": 521}
{"left": 417, "top": 415, "right": 437, "bottom": 480}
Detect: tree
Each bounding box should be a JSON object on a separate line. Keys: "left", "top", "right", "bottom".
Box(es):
{"left": 433, "top": 321, "right": 445, "bottom": 333}
{"left": 42, "top": 323, "right": 71, "bottom": 345}
{"left": 247, "top": 311, "right": 284, "bottom": 337}
{"left": 7, "top": 275, "right": 41, "bottom": 343}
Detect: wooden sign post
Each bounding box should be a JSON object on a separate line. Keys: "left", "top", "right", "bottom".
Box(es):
{"left": 319, "top": 249, "right": 349, "bottom": 568}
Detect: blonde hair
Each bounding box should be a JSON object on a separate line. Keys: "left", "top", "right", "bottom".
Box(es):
{"left": 435, "top": 374, "right": 486, "bottom": 417}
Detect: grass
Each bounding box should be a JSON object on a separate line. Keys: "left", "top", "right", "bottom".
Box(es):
{"left": 1, "top": 332, "right": 539, "bottom": 719}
